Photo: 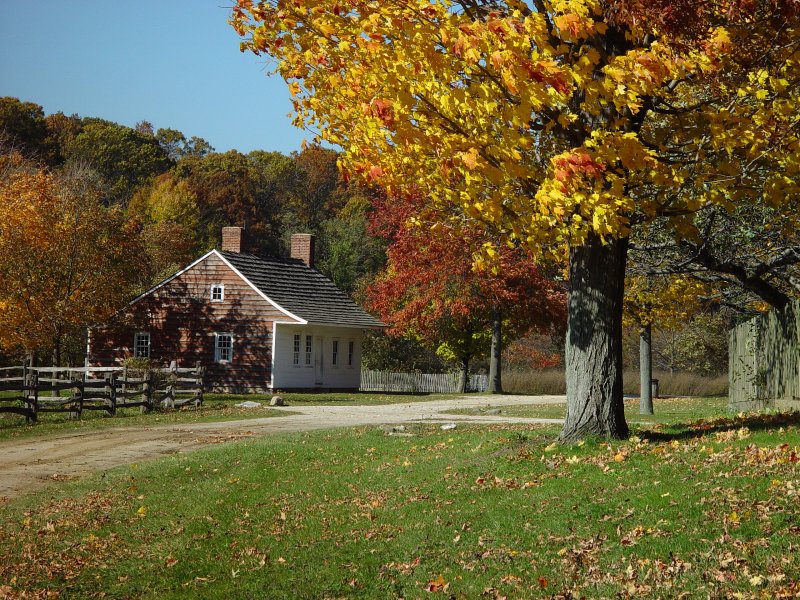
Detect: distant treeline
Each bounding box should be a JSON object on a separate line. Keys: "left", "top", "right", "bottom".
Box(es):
{"left": 0, "top": 96, "right": 386, "bottom": 295}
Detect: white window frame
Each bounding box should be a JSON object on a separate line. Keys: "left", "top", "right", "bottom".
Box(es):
{"left": 305, "top": 335, "right": 313, "bottom": 367}
{"left": 331, "top": 339, "right": 339, "bottom": 368}
{"left": 214, "top": 332, "right": 234, "bottom": 363}
{"left": 293, "top": 333, "right": 301, "bottom": 366}
{"left": 134, "top": 332, "right": 151, "bottom": 358}
{"left": 210, "top": 284, "right": 225, "bottom": 302}
{"left": 347, "top": 340, "right": 355, "bottom": 368}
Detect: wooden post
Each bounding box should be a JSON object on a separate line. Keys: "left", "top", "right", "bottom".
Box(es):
{"left": 30, "top": 371, "right": 39, "bottom": 423}
{"left": 195, "top": 361, "right": 204, "bottom": 407}
{"left": 107, "top": 371, "right": 117, "bottom": 415}
{"left": 166, "top": 360, "right": 177, "bottom": 409}
{"left": 73, "top": 371, "right": 84, "bottom": 420}
{"left": 51, "top": 368, "right": 58, "bottom": 399}
{"left": 121, "top": 365, "right": 128, "bottom": 411}
{"left": 141, "top": 371, "right": 152, "bottom": 413}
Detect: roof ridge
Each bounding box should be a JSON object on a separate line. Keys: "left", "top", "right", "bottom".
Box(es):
{"left": 219, "top": 250, "right": 306, "bottom": 265}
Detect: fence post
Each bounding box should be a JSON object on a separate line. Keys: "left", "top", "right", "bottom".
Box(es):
{"left": 107, "top": 371, "right": 117, "bottom": 416}
{"left": 29, "top": 370, "right": 39, "bottom": 423}
{"left": 141, "top": 371, "right": 152, "bottom": 413}
{"left": 195, "top": 361, "right": 204, "bottom": 407}
{"left": 121, "top": 365, "right": 128, "bottom": 414}
{"left": 165, "top": 360, "right": 177, "bottom": 409}
{"left": 71, "top": 371, "right": 83, "bottom": 420}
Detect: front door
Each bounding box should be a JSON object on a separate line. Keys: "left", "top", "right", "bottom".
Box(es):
{"left": 314, "top": 336, "right": 324, "bottom": 385}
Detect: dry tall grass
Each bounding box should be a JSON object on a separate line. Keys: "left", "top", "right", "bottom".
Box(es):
{"left": 502, "top": 369, "right": 728, "bottom": 397}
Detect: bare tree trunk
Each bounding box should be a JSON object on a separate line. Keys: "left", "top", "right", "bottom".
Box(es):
{"left": 457, "top": 327, "right": 474, "bottom": 393}
{"left": 560, "top": 234, "right": 629, "bottom": 442}
{"left": 52, "top": 337, "right": 61, "bottom": 367}
{"left": 639, "top": 323, "right": 653, "bottom": 415}
{"left": 457, "top": 359, "right": 470, "bottom": 393}
{"left": 488, "top": 307, "right": 503, "bottom": 393}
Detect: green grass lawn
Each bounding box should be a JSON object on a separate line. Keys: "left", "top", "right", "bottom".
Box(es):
{"left": 448, "top": 395, "right": 729, "bottom": 425}
{"left": 2, "top": 402, "right": 800, "bottom": 598}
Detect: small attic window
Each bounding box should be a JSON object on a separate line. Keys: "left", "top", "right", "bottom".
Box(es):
{"left": 211, "top": 284, "right": 224, "bottom": 302}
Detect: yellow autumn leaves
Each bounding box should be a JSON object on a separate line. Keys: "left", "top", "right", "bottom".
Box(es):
{"left": 623, "top": 275, "right": 711, "bottom": 329}
{"left": 231, "top": 0, "right": 800, "bottom": 261}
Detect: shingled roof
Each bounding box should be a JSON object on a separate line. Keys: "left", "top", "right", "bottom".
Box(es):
{"left": 219, "top": 251, "right": 384, "bottom": 328}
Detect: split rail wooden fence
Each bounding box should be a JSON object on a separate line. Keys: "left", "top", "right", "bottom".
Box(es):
{"left": 0, "top": 362, "right": 204, "bottom": 423}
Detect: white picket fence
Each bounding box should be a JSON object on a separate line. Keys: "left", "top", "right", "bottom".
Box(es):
{"left": 360, "top": 370, "right": 488, "bottom": 393}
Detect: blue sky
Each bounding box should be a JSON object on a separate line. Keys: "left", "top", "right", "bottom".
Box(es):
{"left": 0, "top": 0, "right": 307, "bottom": 154}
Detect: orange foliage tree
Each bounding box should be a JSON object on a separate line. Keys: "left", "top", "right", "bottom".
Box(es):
{"left": 0, "top": 154, "right": 144, "bottom": 364}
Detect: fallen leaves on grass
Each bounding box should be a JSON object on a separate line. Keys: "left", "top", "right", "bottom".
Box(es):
{"left": 425, "top": 574, "right": 448, "bottom": 593}
{"left": 1, "top": 491, "right": 129, "bottom": 595}
{"left": 472, "top": 475, "right": 537, "bottom": 490}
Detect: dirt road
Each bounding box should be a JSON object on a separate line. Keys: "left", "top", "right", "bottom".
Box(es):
{"left": 0, "top": 394, "right": 564, "bottom": 500}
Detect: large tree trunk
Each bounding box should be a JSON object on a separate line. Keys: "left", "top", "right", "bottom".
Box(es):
{"left": 639, "top": 322, "right": 653, "bottom": 415}
{"left": 488, "top": 307, "right": 503, "bottom": 394}
{"left": 560, "top": 234, "right": 629, "bottom": 442}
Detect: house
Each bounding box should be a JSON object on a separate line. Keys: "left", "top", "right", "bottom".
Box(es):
{"left": 88, "top": 228, "right": 384, "bottom": 392}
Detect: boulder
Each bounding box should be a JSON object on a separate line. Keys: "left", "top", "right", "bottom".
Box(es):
{"left": 235, "top": 401, "right": 262, "bottom": 409}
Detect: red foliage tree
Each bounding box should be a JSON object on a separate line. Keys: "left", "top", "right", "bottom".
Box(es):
{"left": 366, "top": 194, "right": 566, "bottom": 392}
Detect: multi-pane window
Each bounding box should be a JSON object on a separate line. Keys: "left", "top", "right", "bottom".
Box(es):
{"left": 134, "top": 332, "right": 150, "bottom": 358}
{"left": 215, "top": 333, "right": 233, "bottom": 362}
{"left": 293, "top": 334, "right": 301, "bottom": 366}
{"left": 305, "top": 335, "right": 313, "bottom": 366}
{"left": 348, "top": 341, "right": 355, "bottom": 367}
{"left": 332, "top": 340, "right": 339, "bottom": 367}
{"left": 211, "top": 284, "right": 224, "bottom": 302}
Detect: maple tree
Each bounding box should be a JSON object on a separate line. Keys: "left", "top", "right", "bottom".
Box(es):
{"left": 232, "top": 0, "right": 799, "bottom": 440}
{"left": 366, "top": 194, "right": 565, "bottom": 392}
{"left": 0, "top": 153, "right": 143, "bottom": 364}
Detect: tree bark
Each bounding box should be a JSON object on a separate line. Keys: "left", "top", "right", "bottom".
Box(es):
{"left": 52, "top": 336, "right": 61, "bottom": 367}
{"left": 639, "top": 322, "right": 653, "bottom": 415}
{"left": 488, "top": 307, "right": 503, "bottom": 393}
{"left": 457, "top": 359, "right": 470, "bottom": 393}
{"left": 560, "top": 234, "right": 629, "bottom": 442}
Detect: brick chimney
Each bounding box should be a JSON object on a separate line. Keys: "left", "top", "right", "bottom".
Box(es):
{"left": 290, "top": 233, "right": 315, "bottom": 268}
{"left": 221, "top": 227, "right": 245, "bottom": 253}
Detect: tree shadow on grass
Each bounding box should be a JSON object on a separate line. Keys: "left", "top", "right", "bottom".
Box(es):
{"left": 638, "top": 410, "right": 800, "bottom": 443}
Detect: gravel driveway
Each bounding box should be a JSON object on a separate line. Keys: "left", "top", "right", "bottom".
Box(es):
{"left": 0, "top": 394, "right": 565, "bottom": 500}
